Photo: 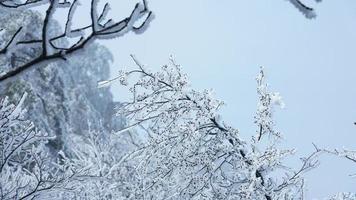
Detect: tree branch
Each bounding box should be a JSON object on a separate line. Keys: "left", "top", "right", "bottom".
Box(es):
{"left": 0, "top": 0, "right": 47, "bottom": 9}
{"left": 0, "top": 27, "right": 23, "bottom": 54}
{"left": 0, "top": 0, "right": 153, "bottom": 82}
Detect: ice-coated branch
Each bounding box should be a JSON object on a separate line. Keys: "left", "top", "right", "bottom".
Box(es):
{"left": 322, "top": 147, "right": 356, "bottom": 163}
{"left": 0, "top": 0, "right": 153, "bottom": 82}
{"left": 254, "top": 67, "right": 284, "bottom": 142}
{"left": 109, "top": 56, "right": 319, "bottom": 199}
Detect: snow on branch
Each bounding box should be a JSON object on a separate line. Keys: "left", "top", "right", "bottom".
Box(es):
{"left": 0, "top": 0, "right": 153, "bottom": 82}
{"left": 255, "top": 67, "right": 285, "bottom": 141}
{"left": 109, "top": 56, "right": 320, "bottom": 199}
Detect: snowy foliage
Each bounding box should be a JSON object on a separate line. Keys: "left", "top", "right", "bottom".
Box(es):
{"left": 114, "top": 56, "right": 321, "bottom": 199}
{"left": 255, "top": 67, "right": 284, "bottom": 141}
{"left": 0, "top": 93, "right": 63, "bottom": 199}
{"left": 42, "top": 130, "right": 141, "bottom": 199}
{"left": 0, "top": 93, "right": 141, "bottom": 199}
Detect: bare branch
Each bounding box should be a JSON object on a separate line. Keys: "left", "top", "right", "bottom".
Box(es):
{"left": 0, "top": 27, "right": 23, "bottom": 54}
{"left": 42, "top": 0, "right": 56, "bottom": 56}
{"left": 288, "top": 0, "right": 316, "bottom": 19}
{"left": 64, "top": 0, "right": 78, "bottom": 34}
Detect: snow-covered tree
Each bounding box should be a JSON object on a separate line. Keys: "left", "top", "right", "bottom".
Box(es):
{"left": 111, "top": 56, "right": 321, "bottom": 199}
{"left": 0, "top": 93, "right": 78, "bottom": 199}
{"left": 0, "top": 92, "right": 143, "bottom": 199}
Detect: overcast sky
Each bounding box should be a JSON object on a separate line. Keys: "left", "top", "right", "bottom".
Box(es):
{"left": 93, "top": 0, "right": 356, "bottom": 198}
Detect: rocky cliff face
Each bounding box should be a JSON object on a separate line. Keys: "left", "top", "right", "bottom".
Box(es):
{"left": 0, "top": 9, "right": 123, "bottom": 155}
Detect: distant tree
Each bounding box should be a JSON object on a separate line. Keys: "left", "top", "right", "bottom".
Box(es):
{"left": 0, "top": 0, "right": 153, "bottom": 82}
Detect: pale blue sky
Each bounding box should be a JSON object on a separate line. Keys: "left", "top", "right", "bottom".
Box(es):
{"left": 98, "top": 0, "right": 356, "bottom": 198}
